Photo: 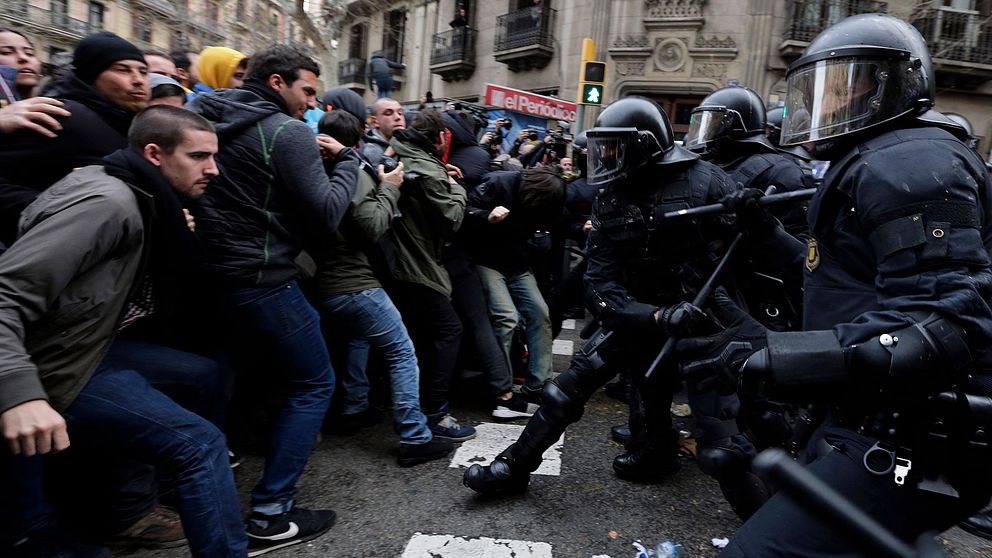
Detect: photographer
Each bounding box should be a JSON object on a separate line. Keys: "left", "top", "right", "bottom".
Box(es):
{"left": 480, "top": 117, "right": 512, "bottom": 158}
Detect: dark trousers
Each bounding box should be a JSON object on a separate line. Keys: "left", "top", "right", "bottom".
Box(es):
{"left": 387, "top": 281, "right": 463, "bottom": 414}
{"left": 447, "top": 254, "right": 513, "bottom": 398}
{"left": 721, "top": 425, "right": 992, "bottom": 557}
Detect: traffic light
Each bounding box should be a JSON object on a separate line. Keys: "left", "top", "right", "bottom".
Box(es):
{"left": 579, "top": 60, "right": 606, "bottom": 106}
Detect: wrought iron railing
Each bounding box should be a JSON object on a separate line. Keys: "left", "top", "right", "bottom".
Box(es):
{"left": 495, "top": 6, "right": 556, "bottom": 52}
{"left": 912, "top": 8, "right": 992, "bottom": 65}
{"left": 338, "top": 57, "right": 366, "bottom": 84}
{"left": 783, "top": 0, "right": 887, "bottom": 43}
{"left": 430, "top": 28, "right": 476, "bottom": 65}
{"left": 2, "top": 1, "right": 95, "bottom": 36}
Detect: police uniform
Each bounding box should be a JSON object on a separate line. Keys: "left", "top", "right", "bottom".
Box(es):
{"left": 463, "top": 96, "right": 738, "bottom": 495}
{"left": 675, "top": 14, "right": 992, "bottom": 556}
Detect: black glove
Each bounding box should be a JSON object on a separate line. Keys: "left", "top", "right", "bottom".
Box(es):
{"left": 675, "top": 287, "right": 768, "bottom": 394}
{"left": 657, "top": 301, "right": 721, "bottom": 337}
{"left": 721, "top": 188, "right": 780, "bottom": 240}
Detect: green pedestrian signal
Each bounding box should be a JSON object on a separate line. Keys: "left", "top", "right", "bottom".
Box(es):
{"left": 581, "top": 83, "right": 604, "bottom": 106}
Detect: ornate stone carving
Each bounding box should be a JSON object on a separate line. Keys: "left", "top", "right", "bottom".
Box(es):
{"left": 616, "top": 62, "right": 646, "bottom": 76}
{"left": 693, "top": 63, "right": 727, "bottom": 79}
{"left": 654, "top": 38, "right": 687, "bottom": 72}
{"left": 612, "top": 35, "right": 650, "bottom": 49}
{"left": 644, "top": 0, "right": 705, "bottom": 19}
{"left": 694, "top": 35, "right": 736, "bottom": 49}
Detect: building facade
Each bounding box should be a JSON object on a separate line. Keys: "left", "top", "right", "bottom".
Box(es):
{"left": 335, "top": 0, "right": 992, "bottom": 155}
{"left": 3, "top": 0, "right": 308, "bottom": 66}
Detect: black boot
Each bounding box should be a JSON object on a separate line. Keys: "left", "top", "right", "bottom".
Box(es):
{"left": 463, "top": 453, "right": 531, "bottom": 495}
{"left": 612, "top": 446, "right": 680, "bottom": 482}
{"left": 959, "top": 510, "right": 992, "bottom": 540}
{"left": 610, "top": 424, "right": 631, "bottom": 445}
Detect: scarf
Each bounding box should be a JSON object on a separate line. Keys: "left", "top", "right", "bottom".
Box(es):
{"left": 241, "top": 77, "right": 292, "bottom": 116}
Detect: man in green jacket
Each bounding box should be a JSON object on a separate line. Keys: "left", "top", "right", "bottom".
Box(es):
{"left": 309, "top": 110, "right": 455, "bottom": 465}
{"left": 384, "top": 109, "right": 475, "bottom": 442}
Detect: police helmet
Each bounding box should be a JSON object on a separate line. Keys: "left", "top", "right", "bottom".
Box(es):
{"left": 684, "top": 86, "right": 773, "bottom": 155}
{"left": 585, "top": 96, "right": 696, "bottom": 187}
{"left": 766, "top": 106, "right": 784, "bottom": 146}
{"left": 781, "top": 14, "right": 934, "bottom": 155}
{"left": 571, "top": 130, "right": 588, "bottom": 173}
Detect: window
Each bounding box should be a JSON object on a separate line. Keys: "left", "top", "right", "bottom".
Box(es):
{"left": 205, "top": 1, "right": 219, "bottom": 24}
{"left": 133, "top": 13, "right": 152, "bottom": 43}
{"left": 348, "top": 23, "right": 366, "bottom": 59}
{"left": 88, "top": 1, "right": 105, "bottom": 30}
{"left": 50, "top": 0, "right": 68, "bottom": 26}
{"left": 382, "top": 9, "right": 405, "bottom": 62}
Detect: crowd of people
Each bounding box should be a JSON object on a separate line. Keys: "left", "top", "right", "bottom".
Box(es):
{"left": 1, "top": 11, "right": 992, "bottom": 558}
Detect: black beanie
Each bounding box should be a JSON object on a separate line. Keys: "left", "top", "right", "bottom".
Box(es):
{"left": 72, "top": 32, "right": 145, "bottom": 84}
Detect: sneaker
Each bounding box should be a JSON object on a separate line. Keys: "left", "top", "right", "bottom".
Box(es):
{"left": 492, "top": 393, "right": 539, "bottom": 420}
{"left": 429, "top": 414, "right": 477, "bottom": 442}
{"left": 229, "top": 450, "right": 244, "bottom": 469}
{"left": 109, "top": 505, "right": 187, "bottom": 550}
{"left": 246, "top": 507, "right": 336, "bottom": 557}
{"left": 397, "top": 438, "right": 455, "bottom": 467}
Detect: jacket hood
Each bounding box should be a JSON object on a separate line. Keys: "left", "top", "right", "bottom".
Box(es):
{"left": 441, "top": 109, "right": 477, "bottom": 147}
{"left": 199, "top": 47, "right": 246, "bottom": 90}
{"left": 48, "top": 71, "right": 136, "bottom": 132}
{"left": 322, "top": 87, "right": 367, "bottom": 122}
{"left": 187, "top": 88, "right": 282, "bottom": 140}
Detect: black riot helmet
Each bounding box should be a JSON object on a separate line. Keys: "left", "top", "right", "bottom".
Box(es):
{"left": 571, "top": 130, "right": 588, "bottom": 174}
{"left": 766, "top": 106, "right": 784, "bottom": 146}
{"left": 781, "top": 13, "right": 934, "bottom": 158}
{"left": 585, "top": 96, "right": 696, "bottom": 187}
{"left": 684, "top": 85, "right": 773, "bottom": 155}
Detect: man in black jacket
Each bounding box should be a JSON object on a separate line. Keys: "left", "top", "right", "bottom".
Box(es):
{"left": 0, "top": 31, "right": 149, "bottom": 246}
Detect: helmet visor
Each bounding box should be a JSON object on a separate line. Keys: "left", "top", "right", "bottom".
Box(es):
{"left": 781, "top": 57, "right": 917, "bottom": 146}
{"left": 587, "top": 129, "right": 640, "bottom": 186}
{"left": 683, "top": 109, "right": 734, "bottom": 152}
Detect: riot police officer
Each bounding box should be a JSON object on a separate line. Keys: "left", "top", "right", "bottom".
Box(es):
{"left": 766, "top": 106, "right": 815, "bottom": 164}
{"left": 462, "top": 96, "right": 737, "bottom": 495}
{"left": 684, "top": 85, "right": 814, "bottom": 236}
{"left": 676, "top": 14, "right": 992, "bottom": 555}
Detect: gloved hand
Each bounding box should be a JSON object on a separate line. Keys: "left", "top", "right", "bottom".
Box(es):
{"left": 675, "top": 287, "right": 768, "bottom": 394}
{"left": 657, "top": 301, "right": 721, "bottom": 337}
{"left": 721, "top": 188, "right": 780, "bottom": 240}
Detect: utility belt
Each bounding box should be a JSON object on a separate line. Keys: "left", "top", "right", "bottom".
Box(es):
{"left": 857, "top": 374, "right": 992, "bottom": 497}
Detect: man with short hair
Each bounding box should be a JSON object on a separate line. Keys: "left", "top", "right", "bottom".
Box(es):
{"left": 188, "top": 44, "right": 357, "bottom": 555}
{"left": 362, "top": 97, "right": 404, "bottom": 167}
{"left": 144, "top": 50, "right": 179, "bottom": 81}
{"left": 0, "top": 31, "right": 150, "bottom": 246}
{"left": 0, "top": 105, "right": 247, "bottom": 558}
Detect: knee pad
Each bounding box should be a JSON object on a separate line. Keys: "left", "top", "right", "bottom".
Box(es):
{"left": 540, "top": 380, "right": 585, "bottom": 424}
{"left": 697, "top": 443, "right": 747, "bottom": 481}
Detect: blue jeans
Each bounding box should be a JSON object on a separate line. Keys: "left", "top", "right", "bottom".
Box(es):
{"left": 316, "top": 288, "right": 431, "bottom": 444}
{"left": 225, "top": 280, "right": 334, "bottom": 514}
{"left": 63, "top": 356, "right": 246, "bottom": 557}
{"left": 476, "top": 266, "right": 553, "bottom": 391}
{"left": 375, "top": 77, "right": 393, "bottom": 98}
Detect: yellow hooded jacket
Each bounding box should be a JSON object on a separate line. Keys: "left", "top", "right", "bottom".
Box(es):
{"left": 198, "top": 47, "right": 246, "bottom": 90}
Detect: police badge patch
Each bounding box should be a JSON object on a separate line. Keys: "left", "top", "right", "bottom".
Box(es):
{"left": 806, "top": 238, "right": 820, "bottom": 272}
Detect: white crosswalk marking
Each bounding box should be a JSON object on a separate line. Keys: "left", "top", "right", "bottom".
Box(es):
{"left": 401, "top": 533, "right": 553, "bottom": 557}
{"left": 449, "top": 423, "right": 565, "bottom": 476}
{"left": 561, "top": 319, "right": 576, "bottom": 330}
{"left": 552, "top": 339, "right": 573, "bottom": 356}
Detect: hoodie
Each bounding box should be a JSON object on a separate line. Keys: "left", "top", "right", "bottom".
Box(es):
{"left": 187, "top": 84, "right": 359, "bottom": 287}
{"left": 442, "top": 109, "right": 492, "bottom": 189}
{"left": 0, "top": 71, "right": 137, "bottom": 245}
{"left": 198, "top": 46, "right": 246, "bottom": 90}
{"left": 322, "top": 87, "right": 368, "bottom": 123}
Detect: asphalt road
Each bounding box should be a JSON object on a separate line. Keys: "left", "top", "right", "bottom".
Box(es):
{"left": 138, "top": 317, "right": 992, "bottom": 558}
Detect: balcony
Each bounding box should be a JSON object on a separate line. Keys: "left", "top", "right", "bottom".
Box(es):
{"left": 494, "top": 6, "right": 556, "bottom": 71}
{"left": 911, "top": 8, "right": 992, "bottom": 88}
{"left": 778, "top": 0, "right": 888, "bottom": 61}
{"left": 338, "top": 57, "right": 367, "bottom": 90}
{"left": 133, "top": 0, "right": 177, "bottom": 18}
{"left": 429, "top": 28, "right": 476, "bottom": 82}
{"left": 1, "top": 1, "right": 96, "bottom": 40}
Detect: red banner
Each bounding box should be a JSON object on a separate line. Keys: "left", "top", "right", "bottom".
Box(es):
{"left": 483, "top": 83, "right": 577, "bottom": 122}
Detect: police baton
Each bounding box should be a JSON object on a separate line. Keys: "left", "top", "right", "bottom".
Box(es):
{"left": 753, "top": 448, "right": 944, "bottom": 558}
{"left": 662, "top": 187, "right": 817, "bottom": 221}
{"left": 643, "top": 185, "right": 777, "bottom": 381}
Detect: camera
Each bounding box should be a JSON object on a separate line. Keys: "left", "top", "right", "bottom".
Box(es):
{"left": 380, "top": 156, "right": 422, "bottom": 184}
